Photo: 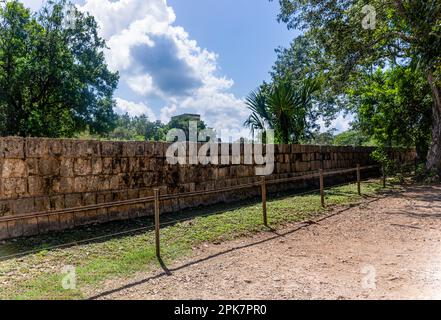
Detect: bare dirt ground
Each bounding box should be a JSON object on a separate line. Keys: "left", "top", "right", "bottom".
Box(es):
{"left": 88, "top": 185, "right": 441, "bottom": 300}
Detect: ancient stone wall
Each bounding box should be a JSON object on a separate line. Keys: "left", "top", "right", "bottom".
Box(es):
{"left": 0, "top": 137, "right": 416, "bottom": 239}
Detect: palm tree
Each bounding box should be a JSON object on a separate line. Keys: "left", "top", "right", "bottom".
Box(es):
{"left": 243, "top": 88, "right": 273, "bottom": 141}
{"left": 244, "top": 77, "right": 321, "bottom": 144}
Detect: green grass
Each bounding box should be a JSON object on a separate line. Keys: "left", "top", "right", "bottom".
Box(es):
{"left": 0, "top": 178, "right": 398, "bottom": 300}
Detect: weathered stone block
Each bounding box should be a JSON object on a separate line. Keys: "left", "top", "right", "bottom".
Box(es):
{"left": 101, "top": 141, "right": 114, "bottom": 156}
{"left": 0, "top": 137, "right": 24, "bottom": 158}
{"left": 65, "top": 193, "right": 82, "bottom": 208}
{"left": 60, "top": 158, "right": 74, "bottom": 177}
{"left": 26, "top": 138, "right": 50, "bottom": 157}
{"left": 7, "top": 219, "right": 23, "bottom": 238}
{"left": 36, "top": 216, "right": 50, "bottom": 233}
{"left": 38, "top": 157, "right": 60, "bottom": 176}
{"left": 0, "top": 200, "right": 12, "bottom": 217}
{"left": 1, "top": 159, "right": 27, "bottom": 178}
{"left": 82, "top": 193, "right": 96, "bottom": 206}
{"left": 34, "top": 197, "right": 50, "bottom": 212}
{"left": 74, "top": 158, "right": 92, "bottom": 176}
{"left": 13, "top": 197, "right": 35, "bottom": 214}
{"left": 50, "top": 195, "right": 65, "bottom": 210}
{"left": 59, "top": 212, "right": 75, "bottom": 229}
{"left": 91, "top": 158, "right": 103, "bottom": 175}
{"left": 22, "top": 217, "right": 39, "bottom": 236}
{"left": 2, "top": 178, "right": 27, "bottom": 197}
{"left": 0, "top": 221, "right": 8, "bottom": 240}
{"left": 74, "top": 176, "right": 91, "bottom": 192}
{"left": 59, "top": 177, "right": 74, "bottom": 193}
{"left": 74, "top": 140, "right": 100, "bottom": 157}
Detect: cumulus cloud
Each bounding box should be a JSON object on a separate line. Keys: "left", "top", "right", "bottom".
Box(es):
{"left": 115, "top": 97, "right": 157, "bottom": 120}
{"left": 78, "top": 0, "right": 249, "bottom": 139}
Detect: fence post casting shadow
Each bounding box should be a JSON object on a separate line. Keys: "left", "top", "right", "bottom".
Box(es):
{"left": 319, "top": 169, "right": 325, "bottom": 208}
{"left": 261, "top": 176, "right": 268, "bottom": 227}
{"left": 154, "top": 188, "right": 160, "bottom": 258}
{"left": 357, "top": 164, "right": 361, "bottom": 195}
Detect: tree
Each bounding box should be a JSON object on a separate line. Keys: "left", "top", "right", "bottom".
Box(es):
{"left": 107, "top": 113, "right": 166, "bottom": 141}
{"left": 0, "top": 0, "right": 118, "bottom": 137}
{"left": 165, "top": 115, "right": 207, "bottom": 141}
{"left": 244, "top": 77, "right": 320, "bottom": 144}
{"left": 275, "top": 0, "right": 441, "bottom": 173}
{"left": 348, "top": 65, "right": 432, "bottom": 161}
{"left": 332, "top": 129, "right": 373, "bottom": 147}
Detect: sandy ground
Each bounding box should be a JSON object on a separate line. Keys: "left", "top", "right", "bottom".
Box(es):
{"left": 88, "top": 185, "right": 441, "bottom": 300}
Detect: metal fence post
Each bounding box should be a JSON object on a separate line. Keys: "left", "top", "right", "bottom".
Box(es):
{"left": 356, "top": 164, "right": 361, "bottom": 195}
{"left": 154, "top": 188, "right": 161, "bottom": 258}
{"left": 382, "top": 165, "right": 386, "bottom": 188}
{"left": 319, "top": 169, "right": 325, "bottom": 208}
{"left": 261, "top": 176, "right": 268, "bottom": 227}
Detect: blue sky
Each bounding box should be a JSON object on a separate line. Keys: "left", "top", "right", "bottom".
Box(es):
{"left": 20, "top": 0, "right": 350, "bottom": 136}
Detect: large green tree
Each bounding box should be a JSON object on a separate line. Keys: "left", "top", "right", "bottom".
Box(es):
{"left": 275, "top": 0, "right": 441, "bottom": 172}
{"left": 349, "top": 65, "right": 432, "bottom": 162}
{"left": 0, "top": 0, "right": 118, "bottom": 137}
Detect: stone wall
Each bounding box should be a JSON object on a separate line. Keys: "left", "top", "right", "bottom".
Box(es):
{"left": 0, "top": 137, "right": 416, "bottom": 239}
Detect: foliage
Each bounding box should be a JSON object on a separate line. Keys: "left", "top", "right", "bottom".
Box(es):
{"left": 274, "top": 0, "right": 441, "bottom": 172}
{"left": 244, "top": 76, "right": 321, "bottom": 144}
{"left": 106, "top": 113, "right": 166, "bottom": 141}
{"left": 165, "top": 114, "right": 207, "bottom": 141}
{"left": 332, "top": 129, "right": 373, "bottom": 147}
{"left": 348, "top": 65, "right": 432, "bottom": 161}
{"left": 0, "top": 0, "right": 119, "bottom": 137}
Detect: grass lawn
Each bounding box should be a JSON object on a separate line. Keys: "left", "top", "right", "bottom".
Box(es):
{"left": 0, "top": 178, "right": 400, "bottom": 300}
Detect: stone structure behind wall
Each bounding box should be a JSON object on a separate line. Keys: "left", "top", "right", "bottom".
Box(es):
{"left": 0, "top": 137, "right": 416, "bottom": 240}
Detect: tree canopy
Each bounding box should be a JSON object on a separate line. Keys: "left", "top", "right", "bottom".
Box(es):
{"left": 0, "top": 0, "right": 118, "bottom": 137}
{"left": 274, "top": 0, "right": 441, "bottom": 172}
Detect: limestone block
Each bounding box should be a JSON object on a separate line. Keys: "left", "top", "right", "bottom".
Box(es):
{"left": 7, "top": 219, "right": 23, "bottom": 238}
{"left": 36, "top": 216, "right": 51, "bottom": 234}
{"left": 74, "top": 158, "right": 92, "bottom": 176}
{"left": 38, "top": 157, "right": 60, "bottom": 176}
{"left": 50, "top": 195, "right": 65, "bottom": 210}
{"left": 0, "top": 137, "right": 24, "bottom": 158}
{"left": 91, "top": 158, "right": 103, "bottom": 175}
{"left": 1, "top": 159, "right": 27, "bottom": 178}
{"left": 60, "top": 158, "right": 74, "bottom": 177}
{"left": 2, "top": 178, "right": 27, "bottom": 197}
{"left": 101, "top": 158, "right": 113, "bottom": 174}
{"left": 59, "top": 212, "right": 75, "bottom": 229}
{"left": 65, "top": 193, "right": 82, "bottom": 208}
{"left": 82, "top": 193, "right": 97, "bottom": 206}
{"left": 74, "top": 140, "right": 100, "bottom": 157}
{"left": 122, "top": 142, "right": 137, "bottom": 157}
{"left": 0, "top": 200, "right": 12, "bottom": 217}
{"left": 34, "top": 197, "right": 50, "bottom": 212}
{"left": 13, "top": 197, "right": 35, "bottom": 214}
{"left": 0, "top": 221, "right": 8, "bottom": 240}
{"left": 101, "top": 141, "right": 114, "bottom": 156}
{"left": 22, "top": 217, "right": 39, "bottom": 236}
{"left": 59, "top": 177, "right": 74, "bottom": 193}
{"left": 74, "top": 176, "right": 91, "bottom": 192}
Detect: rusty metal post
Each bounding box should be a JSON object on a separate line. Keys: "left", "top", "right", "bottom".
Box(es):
{"left": 319, "top": 169, "right": 325, "bottom": 208}
{"left": 357, "top": 164, "right": 361, "bottom": 195}
{"left": 154, "top": 188, "right": 160, "bottom": 258}
{"left": 261, "top": 176, "right": 268, "bottom": 226}
{"left": 382, "top": 165, "right": 386, "bottom": 188}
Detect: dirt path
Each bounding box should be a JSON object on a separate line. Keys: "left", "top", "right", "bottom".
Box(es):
{"left": 88, "top": 185, "right": 441, "bottom": 300}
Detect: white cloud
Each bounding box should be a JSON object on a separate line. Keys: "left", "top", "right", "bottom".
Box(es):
{"left": 319, "top": 112, "right": 354, "bottom": 134}
{"left": 115, "top": 97, "right": 157, "bottom": 120}
{"left": 78, "top": 0, "right": 249, "bottom": 138}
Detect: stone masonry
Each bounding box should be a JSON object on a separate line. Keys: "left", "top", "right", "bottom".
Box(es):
{"left": 0, "top": 137, "right": 416, "bottom": 240}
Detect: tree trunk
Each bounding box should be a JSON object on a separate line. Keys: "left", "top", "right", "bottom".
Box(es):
{"left": 426, "top": 71, "right": 441, "bottom": 174}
